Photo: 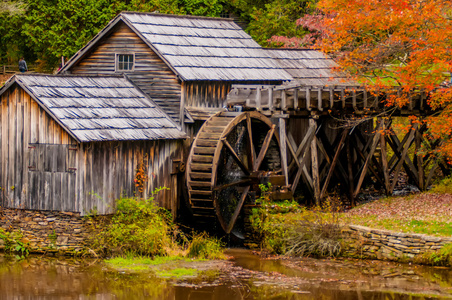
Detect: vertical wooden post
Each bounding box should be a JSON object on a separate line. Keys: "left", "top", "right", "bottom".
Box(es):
{"left": 293, "top": 88, "right": 299, "bottom": 110}
{"left": 317, "top": 89, "right": 323, "bottom": 111}
{"left": 346, "top": 134, "right": 355, "bottom": 206}
{"left": 180, "top": 82, "right": 185, "bottom": 132}
{"left": 268, "top": 87, "right": 274, "bottom": 112}
{"left": 415, "top": 127, "right": 425, "bottom": 190}
{"left": 281, "top": 90, "right": 287, "bottom": 111}
{"left": 310, "top": 117, "right": 320, "bottom": 205}
{"left": 256, "top": 87, "right": 262, "bottom": 111}
{"left": 363, "top": 90, "right": 368, "bottom": 108}
{"left": 306, "top": 88, "right": 311, "bottom": 111}
{"left": 379, "top": 118, "right": 390, "bottom": 194}
{"left": 279, "top": 117, "right": 289, "bottom": 186}
{"left": 329, "top": 88, "right": 334, "bottom": 109}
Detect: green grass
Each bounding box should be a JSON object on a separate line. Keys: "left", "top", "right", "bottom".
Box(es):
{"left": 155, "top": 268, "right": 198, "bottom": 278}
{"left": 105, "top": 255, "right": 184, "bottom": 270}
{"left": 105, "top": 255, "right": 205, "bottom": 278}
{"left": 345, "top": 216, "right": 452, "bottom": 237}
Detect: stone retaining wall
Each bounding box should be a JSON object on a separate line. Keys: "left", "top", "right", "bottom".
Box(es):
{"left": 0, "top": 208, "right": 104, "bottom": 255}
{"left": 342, "top": 225, "right": 452, "bottom": 261}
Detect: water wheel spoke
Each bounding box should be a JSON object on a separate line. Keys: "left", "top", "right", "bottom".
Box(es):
{"left": 213, "top": 179, "right": 251, "bottom": 191}
{"left": 246, "top": 113, "right": 256, "bottom": 169}
{"left": 221, "top": 139, "right": 250, "bottom": 175}
{"left": 254, "top": 125, "right": 276, "bottom": 171}
{"left": 225, "top": 186, "right": 250, "bottom": 234}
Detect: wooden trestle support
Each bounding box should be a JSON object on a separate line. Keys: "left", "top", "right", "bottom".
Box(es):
{"left": 227, "top": 84, "right": 447, "bottom": 205}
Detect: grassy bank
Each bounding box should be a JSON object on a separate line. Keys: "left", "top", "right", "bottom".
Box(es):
{"left": 247, "top": 180, "right": 452, "bottom": 265}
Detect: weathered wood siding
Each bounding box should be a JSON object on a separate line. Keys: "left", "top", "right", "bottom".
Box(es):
{"left": 69, "top": 23, "right": 182, "bottom": 123}
{"left": 78, "top": 140, "right": 182, "bottom": 215}
{"left": 0, "top": 85, "right": 182, "bottom": 216}
{"left": 184, "top": 81, "right": 231, "bottom": 108}
{"left": 0, "top": 85, "right": 77, "bottom": 210}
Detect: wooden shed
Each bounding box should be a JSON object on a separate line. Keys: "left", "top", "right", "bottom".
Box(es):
{"left": 59, "top": 12, "right": 293, "bottom": 127}
{"left": 0, "top": 74, "right": 186, "bottom": 215}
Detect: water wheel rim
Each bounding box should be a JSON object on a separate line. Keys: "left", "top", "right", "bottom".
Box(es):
{"left": 187, "top": 111, "right": 280, "bottom": 234}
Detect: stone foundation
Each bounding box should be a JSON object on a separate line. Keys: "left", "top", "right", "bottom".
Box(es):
{"left": 342, "top": 225, "right": 452, "bottom": 262}
{"left": 0, "top": 208, "right": 106, "bottom": 255}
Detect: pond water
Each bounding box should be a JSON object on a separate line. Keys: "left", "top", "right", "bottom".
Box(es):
{"left": 1, "top": 249, "right": 452, "bottom": 299}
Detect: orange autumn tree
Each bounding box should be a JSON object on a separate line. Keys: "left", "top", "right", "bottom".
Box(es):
{"left": 314, "top": 0, "right": 452, "bottom": 160}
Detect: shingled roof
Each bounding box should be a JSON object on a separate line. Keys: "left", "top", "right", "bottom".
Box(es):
{"left": 264, "top": 49, "right": 353, "bottom": 86}
{"left": 0, "top": 74, "right": 186, "bottom": 142}
{"left": 61, "top": 12, "right": 293, "bottom": 82}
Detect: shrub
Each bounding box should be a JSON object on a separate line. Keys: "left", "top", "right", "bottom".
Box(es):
{"left": 86, "top": 188, "right": 224, "bottom": 259}
{"left": 429, "top": 176, "right": 452, "bottom": 194}
{"left": 187, "top": 232, "right": 224, "bottom": 259}
{"left": 248, "top": 196, "right": 343, "bottom": 257}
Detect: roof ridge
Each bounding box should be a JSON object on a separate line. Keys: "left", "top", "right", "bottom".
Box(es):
{"left": 120, "top": 11, "right": 234, "bottom": 22}
{"left": 263, "top": 48, "right": 323, "bottom": 51}
{"left": 17, "top": 73, "right": 125, "bottom": 79}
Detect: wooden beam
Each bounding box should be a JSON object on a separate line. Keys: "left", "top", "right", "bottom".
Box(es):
{"left": 256, "top": 87, "right": 262, "bottom": 111}
{"left": 353, "top": 126, "right": 381, "bottom": 198}
{"left": 221, "top": 139, "right": 250, "bottom": 176}
{"left": 346, "top": 135, "right": 355, "bottom": 206}
{"left": 279, "top": 118, "right": 289, "bottom": 186}
{"left": 225, "top": 186, "right": 250, "bottom": 234}
{"left": 246, "top": 113, "right": 256, "bottom": 170}
{"left": 379, "top": 119, "right": 391, "bottom": 194}
{"left": 390, "top": 124, "right": 417, "bottom": 193}
{"left": 320, "top": 129, "right": 348, "bottom": 199}
{"left": 254, "top": 125, "right": 275, "bottom": 171}
{"left": 268, "top": 88, "right": 274, "bottom": 112}
{"left": 415, "top": 128, "right": 425, "bottom": 190}
{"left": 318, "top": 89, "right": 323, "bottom": 111}
{"left": 310, "top": 118, "right": 320, "bottom": 204}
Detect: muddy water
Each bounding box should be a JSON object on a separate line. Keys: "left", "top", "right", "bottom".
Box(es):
{"left": 1, "top": 250, "right": 452, "bottom": 299}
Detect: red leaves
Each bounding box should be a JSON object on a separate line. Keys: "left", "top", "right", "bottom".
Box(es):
{"left": 317, "top": 0, "right": 452, "bottom": 159}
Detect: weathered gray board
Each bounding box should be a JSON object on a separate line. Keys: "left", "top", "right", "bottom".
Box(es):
{"left": 0, "top": 85, "right": 183, "bottom": 216}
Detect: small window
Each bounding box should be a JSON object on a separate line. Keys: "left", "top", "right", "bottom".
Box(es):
{"left": 116, "top": 54, "right": 134, "bottom": 71}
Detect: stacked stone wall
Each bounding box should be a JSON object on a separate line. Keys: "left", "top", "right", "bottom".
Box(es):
{"left": 342, "top": 225, "right": 452, "bottom": 261}
{"left": 0, "top": 208, "right": 107, "bottom": 255}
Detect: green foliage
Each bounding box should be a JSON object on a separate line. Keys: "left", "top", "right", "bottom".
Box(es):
{"left": 0, "top": 0, "right": 315, "bottom": 67}
{"left": 87, "top": 187, "right": 224, "bottom": 259}
{"left": 249, "top": 195, "right": 344, "bottom": 257}
{"left": 417, "top": 243, "right": 452, "bottom": 267}
{"left": 100, "top": 196, "right": 175, "bottom": 256}
{"left": 430, "top": 176, "right": 452, "bottom": 194}
{"left": 178, "top": 0, "right": 223, "bottom": 17}
{"left": 0, "top": 228, "right": 29, "bottom": 258}
{"left": 227, "top": 0, "right": 315, "bottom": 46}
{"left": 187, "top": 232, "right": 224, "bottom": 259}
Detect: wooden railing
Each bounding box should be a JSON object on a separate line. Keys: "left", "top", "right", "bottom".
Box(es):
{"left": 227, "top": 84, "right": 430, "bottom": 117}
{"left": 1, "top": 64, "right": 37, "bottom": 75}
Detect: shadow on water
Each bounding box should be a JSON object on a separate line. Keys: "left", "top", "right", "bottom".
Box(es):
{"left": 1, "top": 250, "right": 452, "bottom": 299}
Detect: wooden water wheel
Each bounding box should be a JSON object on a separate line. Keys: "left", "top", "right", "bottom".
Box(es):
{"left": 186, "top": 111, "right": 283, "bottom": 235}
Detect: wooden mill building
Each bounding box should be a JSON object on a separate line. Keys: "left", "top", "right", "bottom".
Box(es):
{"left": 0, "top": 12, "right": 442, "bottom": 232}
{"left": 59, "top": 12, "right": 293, "bottom": 126}
{"left": 0, "top": 74, "right": 185, "bottom": 215}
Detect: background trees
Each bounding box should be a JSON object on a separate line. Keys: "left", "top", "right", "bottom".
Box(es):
{"left": 0, "top": 0, "right": 314, "bottom": 70}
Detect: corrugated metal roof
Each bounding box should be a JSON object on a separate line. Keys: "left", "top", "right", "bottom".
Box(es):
{"left": 264, "top": 49, "right": 355, "bottom": 86}
{"left": 4, "top": 74, "right": 186, "bottom": 142}
{"left": 120, "top": 12, "right": 293, "bottom": 81}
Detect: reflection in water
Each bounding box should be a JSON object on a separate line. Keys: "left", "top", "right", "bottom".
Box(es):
{"left": 0, "top": 251, "right": 451, "bottom": 300}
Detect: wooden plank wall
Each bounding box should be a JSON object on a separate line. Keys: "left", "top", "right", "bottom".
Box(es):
{"left": 0, "top": 86, "right": 77, "bottom": 210}
{"left": 184, "top": 81, "right": 231, "bottom": 108}
{"left": 69, "top": 23, "right": 182, "bottom": 123}
{"left": 0, "top": 85, "right": 183, "bottom": 217}
{"left": 77, "top": 140, "right": 182, "bottom": 215}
